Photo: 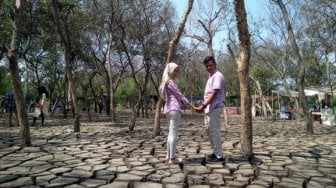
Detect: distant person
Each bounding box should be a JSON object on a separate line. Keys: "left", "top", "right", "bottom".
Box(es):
{"left": 321, "top": 99, "right": 328, "bottom": 109}
{"left": 255, "top": 104, "right": 260, "bottom": 117}
{"left": 195, "top": 56, "right": 225, "bottom": 162}
{"left": 32, "top": 86, "right": 49, "bottom": 127}
{"left": 98, "top": 97, "right": 103, "bottom": 114}
{"left": 279, "top": 101, "right": 289, "bottom": 119}
{"left": 159, "top": 62, "right": 195, "bottom": 164}
{"left": 5, "top": 90, "right": 17, "bottom": 127}
{"left": 314, "top": 95, "right": 320, "bottom": 111}
{"left": 251, "top": 103, "right": 256, "bottom": 117}
{"left": 280, "top": 101, "right": 286, "bottom": 113}
{"left": 288, "top": 104, "right": 295, "bottom": 120}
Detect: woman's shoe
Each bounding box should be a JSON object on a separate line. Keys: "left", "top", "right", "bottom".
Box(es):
{"left": 168, "top": 158, "right": 183, "bottom": 164}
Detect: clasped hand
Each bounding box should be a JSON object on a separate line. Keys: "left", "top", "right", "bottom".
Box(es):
{"left": 189, "top": 104, "right": 204, "bottom": 114}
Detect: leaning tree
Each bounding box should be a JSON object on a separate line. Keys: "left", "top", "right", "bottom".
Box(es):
{"left": 154, "top": 0, "right": 194, "bottom": 135}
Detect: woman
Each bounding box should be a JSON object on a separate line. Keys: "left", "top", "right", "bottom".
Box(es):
{"left": 159, "top": 62, "right": 194, "bottom": 164}
{"left": 32, "top": 86, "right": 49, "bottom": 127}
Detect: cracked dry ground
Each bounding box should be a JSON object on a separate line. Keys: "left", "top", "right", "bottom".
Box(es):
{"left": 0, "top": 112, "right": 335, "bottom": 188}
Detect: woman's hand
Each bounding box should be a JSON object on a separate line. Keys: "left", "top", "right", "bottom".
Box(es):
{"left": 194, "top": 104, "right": 205, "bottom": 113}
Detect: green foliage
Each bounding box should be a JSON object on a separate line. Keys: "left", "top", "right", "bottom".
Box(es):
{"left": 176, "top": 77, "right": 203, "bottom": 98}
{"left": 273, "top": 101, "right": 280, "bottom": 110}
{"left": 251, "top": 66, "right": 273, "bottom": 81}
{"left": 115, "top": 79, "right": 137, "bottom": 105}
{"left": 0, "top": 0, "right": 12, "bottom": 51}
{"left": 302, "top": 49, "right": 328, "bottom": 86}
{"left": 221, "top": 59, "right": 239, "bottom": 96}
{"left": 330, "top": 95, "right": 336, "bottom": 107}
{"left": 1, "top": 0, "right": 335, "bottom": 114}
{"left": 250, "top": 64, "right": 277, "bottom": 95}
{"left": 305, "top": 96, "right": 317, "bottom": 109}
{"left": 0, "top": 67, "right": 10, "bottom": 95}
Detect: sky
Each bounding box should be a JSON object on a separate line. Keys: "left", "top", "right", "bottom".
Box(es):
{"left": 168, "top": 0, "right": 268, "bottom": 52}
{"left": 170, "top": 0, "right": 267, "bottom": 20}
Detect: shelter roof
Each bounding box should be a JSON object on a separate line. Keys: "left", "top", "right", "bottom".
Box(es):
{"left": 304, "top": 86, "right": 336, "bottom": 96}
{"left": 271, "top": 90, "right": 298, "bottom": 97}
{"left": 272, "top": 86, "right": 336, "bottom": 97}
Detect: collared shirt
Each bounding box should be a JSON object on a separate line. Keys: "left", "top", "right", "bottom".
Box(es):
{"left": 5, "top": 91, "right": 16, "bottom": 109}
{"left": 204, "top": 70, "right": 225, "bottom": 114}
{"left": 163, "top": 80, "right": 189, "bottom": 114}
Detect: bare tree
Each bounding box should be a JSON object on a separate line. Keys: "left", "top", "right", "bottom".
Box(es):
{"left": 234, "top": 0, "right": 252, "bottom": 157}
{"left": 6, "top": 0, "right": 31, "bottom": 146}
{"left": 154, "top": 0, "right": 194, "bottom": 136}
{"left": 271, "top": 0, "right": 313, "bottom": 134}
{"left": 252, "top": 44, "right": 298, "bottom": 117}
{"left": 86, "top": 0, "right": 126, "bottom": 121}
{"left": 187, "top": 0, "right": 227, "bottom": 56}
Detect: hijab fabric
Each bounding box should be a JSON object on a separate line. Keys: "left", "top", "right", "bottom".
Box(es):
{"left": 159, "top": 62, "right": 179, "bottom": 101}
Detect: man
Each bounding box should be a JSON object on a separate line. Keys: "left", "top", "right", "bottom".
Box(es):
{"left": 196, "top": 56, "right": 225, "bottom": 162}
{"left": 5, "top": 90, "right": 17, "bottom": 127}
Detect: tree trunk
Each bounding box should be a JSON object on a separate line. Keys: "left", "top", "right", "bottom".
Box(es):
{"left": 7, "top": 0, "right": 31, "bottom": 147}
{"left": 129, "top": 102, "right": 136, "bottom": 131}
{"left": 89, "top": 74, "right": 98, "bottom": 113}
{"left": 51, "top": 0, "right": 81, "bottom": 132}
{"left": 62, "top": 83, "right": 68, "bottom": 119}
{"left": 106, "top": 32, "right": 116, "bottom": 122}
{"left": 83, "top": 85, "right": 91, "bottom": 122}
{"left": 274, "top": 0, "right": 313, "bottom": 134}
{"left": 154, "top": 0, "right": 194, "bottom": 136}
{"left": 207, "top": 38, "right": 214, "bottom": 56}
{"left": 65, "top": 48, "right": 80, "bottom": 132}
{"left": 234, "top": 0, "right": 253, "bottom": 157}
{"left": 222, "top": 107, "right": 229, "bottom": 127}
{"left": 154, "top": 98, "right": 164, "bottom": 135}
{"left": 255, "top": 80, "right": 268, "bottom": 118}
{"left": 106, "top": 61, "right": 116, "bottom": 122}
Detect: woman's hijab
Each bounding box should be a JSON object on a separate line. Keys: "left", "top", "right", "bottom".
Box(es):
{"left": 159, "top": 62, "right": 179, "bottom": 101}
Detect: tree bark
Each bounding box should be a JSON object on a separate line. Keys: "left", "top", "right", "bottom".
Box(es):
{"left": 274, "top": 0, "right": 313, "bottom": 134}
{"left": 7, "top": 0, "right": 31, "bottom": 147}
{"left": 154, "top": 0, "right": 194, "bottom": 136}
{"left": 234, "top": 0, "right": 253, "bottom": 157}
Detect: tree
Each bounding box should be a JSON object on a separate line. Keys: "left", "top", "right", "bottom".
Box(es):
{"left": 6, "top": 0, "right": 31, "bottom": 146}
{"left": 84, "top": 0, "right": 128, "bottom": 122}
{"left": 250, "top": 66, "right": 276, "bottom": 119}
{"left": 154, "top": 0, "right": 194, "bottom": 136}
{"left": 271, "top": 0, "right": 313, "bottom": 134}
{"left": 0, "top": 0, "right": 12, "bottom": 62}
{"left": 187, "top": 0, "right": 227, "bottom": 56}
{"left": 234, "top": 0, "right": 252, "bottom": 157}
{"left": 126, "top": 0, "right": 173, "bottom": 118}
{"left": 50, "top": 0, "right": 82, "bottom": 132}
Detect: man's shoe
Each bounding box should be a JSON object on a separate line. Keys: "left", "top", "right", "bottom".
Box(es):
{"left": 206, "top": 153, "right": 224, "bottom": 162}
